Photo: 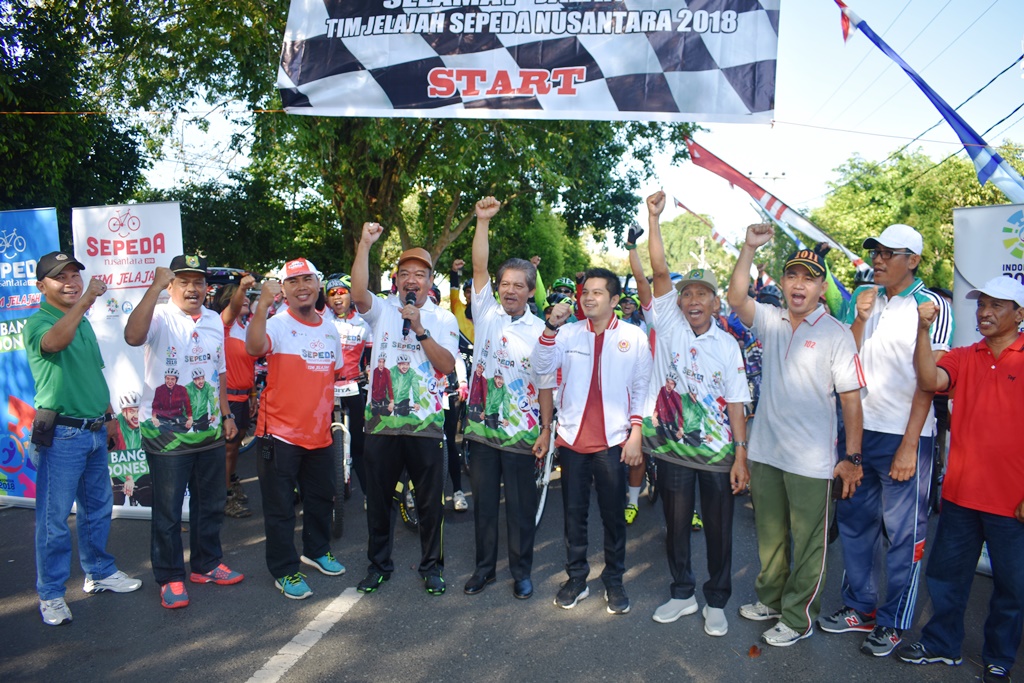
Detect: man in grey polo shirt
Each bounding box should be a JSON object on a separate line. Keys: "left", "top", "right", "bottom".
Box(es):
{"left": 727, "top": 223, "right": 865, "bottom": 648}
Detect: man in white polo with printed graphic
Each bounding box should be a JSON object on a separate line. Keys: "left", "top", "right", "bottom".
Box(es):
{"left": 351, "top": 221, "right": 459, "bottom": 596}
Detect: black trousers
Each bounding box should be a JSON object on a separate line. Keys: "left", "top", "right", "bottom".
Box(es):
{"left": 560, "top": 446, "right": 627, "bottom": 588}
{"left": 364, "top": 433, "right": 445, "bottom": 578}
{"left": 659, "top": 459, "right": 734, "bottom": 607}
{"left": 468, "top": 441, "right": 538, "bottom": 581}
{"left": 256, "top": 437, "right": 335, "bottom": 579}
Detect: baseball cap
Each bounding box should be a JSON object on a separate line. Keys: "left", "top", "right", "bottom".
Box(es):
{"left": 278, "top": 258, "right": 320, "bottom": 281}
{"left": 170, "top": 254, "right": 208, "bottom": 275}
{"left": 37, "top": 251, "right": 86, "bottom": 280}
{"left": 675, "top": 268, "right": 718, "bottom": 294}
{"left": 966, "top": 276, "right": 1024, "bottom": 308}
{"left": 784, "top": 249, "right": 827, "bottom": 278}
{"left": 862, "top": 224, "right": 923, "bottom": 255}
{"left": 398, "top": 248, "right": 433, "bottom": 271}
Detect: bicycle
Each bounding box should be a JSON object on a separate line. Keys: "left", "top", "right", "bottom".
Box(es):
{"left": 0, "top": 228, "right": 27, "bottom": 258}
{"left": 534, "top": 426, "right": 556, "bottom": 528}
{"left": 329, "top": 381, "right": 358, "bottom": 538}
{"left": 644, "top": 451, "right": 659, "bottom": 504}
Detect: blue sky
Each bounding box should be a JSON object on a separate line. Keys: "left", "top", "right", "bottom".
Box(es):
{"left": 641, "top": 0, "right": 1024, "bottom": 244}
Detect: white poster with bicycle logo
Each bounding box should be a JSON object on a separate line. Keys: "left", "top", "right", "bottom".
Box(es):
{"left": 952, "top": 203, "right": 1024, "bottom": 348}
{"left": 73, "top": 202, "right": 184, "bottom": 519}
{"left": 0, "top": 208, "right": 60, "bottom": 507}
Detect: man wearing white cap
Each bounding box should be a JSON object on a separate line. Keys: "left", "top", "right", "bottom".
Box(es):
{"left": 246, "top": 258, "right": 346, "bottom": 599}
{"left": 896, "top": 276, "right": 1024, "bottom": 683}
{"left": 821, "top": 224, "right": 953, "bottom": 656}
{"left": 351, "top": 224, "right": 459, "bottom": 596}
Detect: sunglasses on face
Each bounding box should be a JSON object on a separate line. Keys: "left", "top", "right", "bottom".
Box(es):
{"left": 553, "top": 287, "right": 574, "bottom": 295}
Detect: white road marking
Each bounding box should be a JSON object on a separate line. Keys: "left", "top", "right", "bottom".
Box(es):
{"left": 246, "top": 587, "right": 362, "bottom": 683}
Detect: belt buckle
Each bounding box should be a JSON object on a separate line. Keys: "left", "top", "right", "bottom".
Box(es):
{"left": 89, "top": 419, "right": 104, "bottom": 432}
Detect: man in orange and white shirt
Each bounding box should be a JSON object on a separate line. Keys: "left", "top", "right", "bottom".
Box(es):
{"left": 246, "top": 258, "right": 345, "bottom": 600}
{"left": 323, "top": 273, "right": 373, "bottom": 496}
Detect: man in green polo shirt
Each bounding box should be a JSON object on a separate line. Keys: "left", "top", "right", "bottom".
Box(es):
{"left": 23, "top": 251, "right": 143, "bottom": 627}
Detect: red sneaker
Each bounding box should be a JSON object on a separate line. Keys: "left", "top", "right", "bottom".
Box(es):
{"left": 189, "top": 563, "right": 244, "bottom": 585}
{"left": 160, "top": 581, "right": 189, "bottom": 609}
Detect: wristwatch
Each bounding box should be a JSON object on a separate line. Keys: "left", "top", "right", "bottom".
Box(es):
{"left": 416, "top": 329, "right": 431, "bottom": 341}
{"left": 845, "top": 452, "right": 863, "bottom": 466}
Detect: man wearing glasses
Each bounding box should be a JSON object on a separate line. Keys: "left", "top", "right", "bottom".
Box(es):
{"left": 819, "top": 224, "right": 953, "bottom": 657}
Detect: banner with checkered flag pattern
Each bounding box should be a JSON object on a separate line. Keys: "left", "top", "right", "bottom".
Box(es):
{"left": 277, "top": 0, "right": 779, "bottom": 122}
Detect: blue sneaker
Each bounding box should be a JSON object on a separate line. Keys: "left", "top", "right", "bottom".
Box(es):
{"left": 301, "top": 552, "right": 345, "bottom": 576}
{"left": 276, "top": 573, "right": 313, "bottom": 600}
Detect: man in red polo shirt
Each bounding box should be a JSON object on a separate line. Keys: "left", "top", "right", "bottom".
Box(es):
{"left": 896, "top": 276, "right": 1024, "bottom": 683}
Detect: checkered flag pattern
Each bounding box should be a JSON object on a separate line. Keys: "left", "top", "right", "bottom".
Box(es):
{"left": 277, "top": 0, "right": 778, "bottom": 122}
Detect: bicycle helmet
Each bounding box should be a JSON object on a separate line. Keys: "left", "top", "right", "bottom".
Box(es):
{"left": 756, "top": 284, "right": 783, "bottom": 308}
{"left": 853, "top": 268, "right": 875, "bottom": 286}
{"left": 324, "top": 273, "right": 351, "bottom": 293}
{"left": 119, "top": 391, "right": 141, "bottom": 410}
{"left": 552, "top": 277, "right": 575, "bottom": 293}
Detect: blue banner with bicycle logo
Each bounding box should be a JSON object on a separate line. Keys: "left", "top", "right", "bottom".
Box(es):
{"left": 0, "top": 207, "right": 60, "bottom": 502}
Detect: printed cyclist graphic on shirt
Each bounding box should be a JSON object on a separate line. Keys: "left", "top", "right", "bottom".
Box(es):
{"left": 464, "top": 336, "right": 542, "bottom": 452}
{"left": 365, "top": 340, "right": 447, "bottom": 435}
{"left": 642, "top": 347, "right": 735, "bottom": 466}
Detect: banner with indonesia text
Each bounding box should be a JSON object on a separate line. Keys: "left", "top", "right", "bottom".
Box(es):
{"left": 0, "top": 208, "right": 60, "bottom": 505}
{"left": 73, "top": 203, "right": 184, "bottom": 517}
{"left": 277, "top": 0, "right": 779, "bottom": 122}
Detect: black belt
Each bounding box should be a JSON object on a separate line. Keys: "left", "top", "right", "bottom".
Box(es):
{"left": 55, "top": 415, "right": 107, "bottom": 431}
{"left": 227, "top": 388, "right": 251, "bottom": 396}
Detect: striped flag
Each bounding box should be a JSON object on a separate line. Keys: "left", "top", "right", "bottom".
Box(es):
{"left": 835, "top": 0, "right": 1024, "bottom": 203}
{"left": 684, "top": 137, "right": 869, "bottom": 271}
{"left": 672, "top": 199, "right": 741, "bottom": 258}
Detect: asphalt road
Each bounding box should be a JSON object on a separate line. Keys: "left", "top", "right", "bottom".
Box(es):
{"left": 0, "top": 456, "right": 1014, "bottom": 683}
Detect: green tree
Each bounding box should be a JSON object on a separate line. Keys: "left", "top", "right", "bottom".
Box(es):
{"left": 0, "top": 0, "right": 146, "bottom": 245}
{"left": 810, "top": 145, "right": 1024, "bottom": 290}
{"left": 635, "top": 213, "right": 738, "bottom": 281}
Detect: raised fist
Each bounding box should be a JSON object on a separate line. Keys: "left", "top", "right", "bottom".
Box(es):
{"left": 153, "top": 267, "right": 175, "bottom": 290}
{"left": 646, "top": 191, "right": 666, "bottom": 217}
{"left": 744, "top": 223, "right": 774, "bottom": 249}
{"left": 475, "top": 196, "right": 501, "bottom": 220}
{"left": 361, "top": 221, "right": 385, "bottom": 245}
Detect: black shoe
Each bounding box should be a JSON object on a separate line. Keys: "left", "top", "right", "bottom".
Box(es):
{"left": 356, "top": 570, "right": 390, "bottom": 593}
{"left": 513, "top": 578, "right": 534, "bottom": 600}
{"left": 984, "top": 664, "right": 1011, "bottom": 683}
{"left": 463, "top": 574, "right": 495, "bottom": 595}
{"left": 424, "top": 574, "right": 446, "bottom": 595}
{"left": 605, "top": 585, "right": 631, "bottom": 615}
{"left": 554, "top": 577, "right": 589, "bottom": 609}
{"left": 895, "top": 641, "right": 962, "bottom": 666}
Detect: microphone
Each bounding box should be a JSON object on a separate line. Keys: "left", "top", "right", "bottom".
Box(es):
{"left": 402, "top": 291, "right": 416, "bottom": 336}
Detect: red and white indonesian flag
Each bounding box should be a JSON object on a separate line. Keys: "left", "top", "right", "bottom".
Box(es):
{"left": 685, "top": 138, "right": 869, "bottom": 271}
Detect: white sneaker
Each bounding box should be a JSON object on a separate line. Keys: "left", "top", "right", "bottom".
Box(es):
{"left": 652, "top": 596, "right": 699, "bottom": 623}
{"left": 703, "top": 605, "right": 729, "bottom": 636}
{"left": 40, "top": 597, "right": 73, "bottom": 626}
{"left": 762, "top": 622, "right": 813, "bottom": 647}
{"left": 83, "top": 570, "right": 143, "bottom": 594}
{"left": 739, "top": 600, "right": 782, "bottom": 621}
{"left": 453, "top": 490, "right": 468, "bottom": 512}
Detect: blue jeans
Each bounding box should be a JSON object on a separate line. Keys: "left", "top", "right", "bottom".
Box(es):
{"left": 560, "top": 446, "right": 627, "bottom": 588}
{"left": 33, "top": 425, "right": 117, "bottom": 600}
{"left": 146, "top": 445, "right": 227, "bottom": 584}
{"left": 920, "top": 500, "right": 1024, "bottom": 670}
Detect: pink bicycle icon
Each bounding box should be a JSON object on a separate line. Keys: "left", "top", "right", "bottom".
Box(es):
{"left": 108, "top": 209, "right": 142, "bottom": 238}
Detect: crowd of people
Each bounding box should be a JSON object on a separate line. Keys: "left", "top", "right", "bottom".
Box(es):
{"left": 22, "top": 193, "right": 1024, "bottom": 681}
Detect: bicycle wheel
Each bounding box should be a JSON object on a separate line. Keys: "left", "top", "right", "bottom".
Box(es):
{"left": 534, "top": 445, "right": 555, "bottom": 528}
{"left": 330, "top": 425, "right": 346, "bottom": 539}
{"left": 645, "top": 453, "right": 659, "bottom": 504}
{"left": 397, "top": 478, "right": 419, "bottom": 531}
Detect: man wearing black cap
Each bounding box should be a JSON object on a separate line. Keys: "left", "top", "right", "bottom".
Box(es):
{"left": 351, "top": 223, "right": 459, "bottom": 596}
{"left": 125, "top": 255, "right": 243, "bottom": 610}
{"left": 727, "top": 224, "right": 865, "bottom": 648}
{"left": 23, "top": 252, "right": 143, "bottom": 626}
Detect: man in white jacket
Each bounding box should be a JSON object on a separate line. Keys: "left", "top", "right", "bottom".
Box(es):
{"left": 534, "top": 267, "right": 652, "bottom": 615}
